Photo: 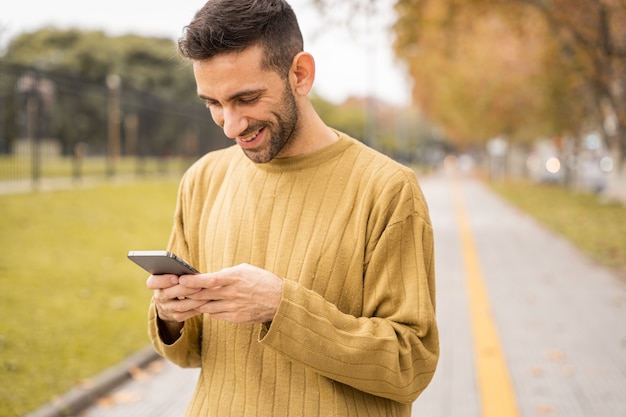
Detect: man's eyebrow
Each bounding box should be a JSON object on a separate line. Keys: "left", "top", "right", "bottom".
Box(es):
{"left": 198, "top": 88, "right": 267, "bottom": 103}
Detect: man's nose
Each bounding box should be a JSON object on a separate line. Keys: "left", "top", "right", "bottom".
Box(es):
{"left": 221, "top": 107, "right": 248, "bottom": 139}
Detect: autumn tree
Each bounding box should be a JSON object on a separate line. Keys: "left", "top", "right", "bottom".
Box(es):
{"left": 519, "top": 0, "right": 626, "bottom": 156}
{"left": 394, "top": 1, "right": 596, "bottom": 145}
{"left": 312, "top": 0, "right": 626, "bottom": 197}
{"left": 389, "top": 0, "right": 626, "bottom": 194}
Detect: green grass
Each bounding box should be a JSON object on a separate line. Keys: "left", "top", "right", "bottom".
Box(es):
{"left": 0, "top": 181, "right": 180, "bottom": 417}
{"left": 490, "top": 180, "right": 626, "bottom": 276}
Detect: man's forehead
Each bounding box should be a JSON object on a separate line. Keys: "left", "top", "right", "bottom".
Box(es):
{"left": 192, "top": 47, "right": 281, "bottom": 100}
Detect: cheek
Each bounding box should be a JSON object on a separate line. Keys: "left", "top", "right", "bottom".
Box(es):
{"left": 209, "top": 108, "right": 224, "bottom": 127}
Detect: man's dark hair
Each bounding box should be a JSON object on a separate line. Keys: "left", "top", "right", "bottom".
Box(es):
{"left": 179, "top": 0, "right": 304, "bottom": 79}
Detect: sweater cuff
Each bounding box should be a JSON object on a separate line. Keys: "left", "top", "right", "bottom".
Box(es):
{"left": 148, "top": 301, "right": 186, "bottom": 355}
{"left": 258, "top": 278, "right": 298, "bottom": 342}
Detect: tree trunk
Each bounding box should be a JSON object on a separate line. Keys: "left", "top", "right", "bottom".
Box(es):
{"left": 603, "top": 148, "right": 626, "bottom": 204}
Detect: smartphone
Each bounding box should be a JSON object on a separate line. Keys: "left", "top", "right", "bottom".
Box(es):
{"left": 127, "top": 250, "right": 199, "bottom": 275}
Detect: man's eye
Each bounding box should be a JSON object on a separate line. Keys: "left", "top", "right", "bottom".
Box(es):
{"left": 201, "top": 98, "right": 219, "bottom": 108}
{"left": 239, "top": 96, "right": 259, "bottom": 105}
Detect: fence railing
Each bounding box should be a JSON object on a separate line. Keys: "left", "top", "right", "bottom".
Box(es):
{"left": 1, "top": 62, "right": 230, "bottom": 193}
{"left": 0, "top": 154, "right": 197, "bottom": 194}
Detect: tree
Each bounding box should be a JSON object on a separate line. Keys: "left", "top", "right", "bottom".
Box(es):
{"left": 1, "top": 28, "right": 227, "bottom": 158}
{"left": 390, "top": 0, "right": 626, "bottom": 196}
{"left": 393, "top": 1, "right": 592, "bottom": 145}
{"left": 312, "top": 0, "right": 626, "bottom": 198}
{"left": 513, "top": 0, "right": 626, "bottom": 199}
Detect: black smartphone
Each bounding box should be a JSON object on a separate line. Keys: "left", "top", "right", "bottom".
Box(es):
{"left": 127, "top": 250, "right": 199, "bottom": 275}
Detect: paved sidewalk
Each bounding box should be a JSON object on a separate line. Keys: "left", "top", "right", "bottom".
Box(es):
{"left": 44, "top": 171, "right": 626, "bottom": 417}
{"left": 413, "top": 172, "right": 626, "bottom": 417}
{"left": 0, "top": 176, "right": 130, "bottom": 195}
{"left": 81, "top": 360, "right": 199, "bottom": 417}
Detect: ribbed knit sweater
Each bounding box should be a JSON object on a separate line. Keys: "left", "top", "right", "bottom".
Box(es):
{"left": 148, "top": 132, "right": 439, "bottom": 416}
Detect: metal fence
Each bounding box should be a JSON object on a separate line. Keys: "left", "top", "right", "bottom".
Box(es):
{"left": 0, "top": 62, "right": 229, "bottom": 192}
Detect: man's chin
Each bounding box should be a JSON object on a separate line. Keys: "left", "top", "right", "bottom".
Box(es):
{"left": 241, "top": 148, "right": 272, "bottom": 164}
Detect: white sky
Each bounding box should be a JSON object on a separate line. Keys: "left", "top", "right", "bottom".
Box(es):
{"left": 1, "top": 0, "right": 411, "bottom": 106}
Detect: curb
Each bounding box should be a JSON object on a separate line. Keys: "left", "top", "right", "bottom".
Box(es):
{"left": 23, "top": 345, "right": 160, "bottom": 417}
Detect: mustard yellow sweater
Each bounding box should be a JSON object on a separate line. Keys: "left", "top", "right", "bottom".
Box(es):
{"left": 149, "top": 132, "right": 438, "bottom": 416}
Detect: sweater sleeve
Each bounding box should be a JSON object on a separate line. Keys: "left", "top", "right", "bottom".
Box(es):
{"left": 148, "top": 299, "right": 203, "bottom": 368}
{"left": 259, "top": 211, "right": 439, "bottom": 404}
{"left": 148, "top": 167, "right": 204, "bottom": 367}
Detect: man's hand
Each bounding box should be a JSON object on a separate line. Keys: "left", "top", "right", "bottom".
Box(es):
{"left": 147, "top": 274, "right": 205, "bottom": 322}
{"left": 179, "top": 263, "right": 283, "bottom": 324}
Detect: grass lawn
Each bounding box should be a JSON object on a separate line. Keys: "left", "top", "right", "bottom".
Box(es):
{"left": 0, "top": 180, "right": 179, "bottom": 417}
{"left": 490, "top": 179, "right": 626, "bottom": 276}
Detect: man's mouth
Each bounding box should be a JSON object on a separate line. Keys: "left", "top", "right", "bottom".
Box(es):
{"left": 237, "top": 126, "right": 265, "bottom": 147}
{"left": 239, "top": 130, "right": 260, "bottom": 143}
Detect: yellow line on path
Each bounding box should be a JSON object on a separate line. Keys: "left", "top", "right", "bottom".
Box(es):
{"left": 452, "top": 177, "right": 521, "bottom": 417}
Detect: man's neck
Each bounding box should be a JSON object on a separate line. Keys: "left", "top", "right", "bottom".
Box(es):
{"left": 286, "top": 102, "right": 338, "bottom": 158}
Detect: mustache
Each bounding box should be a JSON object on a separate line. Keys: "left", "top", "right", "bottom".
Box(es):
{"left": 240, "top": 122, "right": 267, "bottom": 137}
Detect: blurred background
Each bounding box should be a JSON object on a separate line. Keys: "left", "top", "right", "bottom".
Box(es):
{"left": 1, "top": 1, "right": 625, "bottom": 416}
{"left": 1, "top": 0, "right": 625, "bottom": 197}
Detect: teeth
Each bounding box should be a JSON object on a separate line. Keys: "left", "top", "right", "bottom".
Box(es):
{"left": 240, "top": 131, "right": 259, "bottom": 143}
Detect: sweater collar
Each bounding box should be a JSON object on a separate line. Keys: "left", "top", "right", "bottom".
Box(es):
{"left": 247, "top": 131, "right": 354, "bottom": 173}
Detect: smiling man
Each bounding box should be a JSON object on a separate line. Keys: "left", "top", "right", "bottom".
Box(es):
{"left": 192, "top": 44, "right": 335, "bottom": 163}
{"left": 145, "top": 1, "right": 439, "bottom": 416}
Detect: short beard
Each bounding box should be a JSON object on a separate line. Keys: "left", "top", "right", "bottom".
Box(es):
{"left": 243, "top": 83, "right": 300, "bottom": 163}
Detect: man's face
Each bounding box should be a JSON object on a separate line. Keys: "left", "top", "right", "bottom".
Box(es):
{"left": 193, "top": 45, "right": 300, "bottom": 163}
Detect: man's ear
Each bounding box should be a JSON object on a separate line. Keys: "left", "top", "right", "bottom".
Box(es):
{"left": 290, "top": 52, "right": 315, "bottom": 96}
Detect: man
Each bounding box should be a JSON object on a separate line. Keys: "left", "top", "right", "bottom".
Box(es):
{"left": 146, "top": 1, "right": 439, "bottom": 416}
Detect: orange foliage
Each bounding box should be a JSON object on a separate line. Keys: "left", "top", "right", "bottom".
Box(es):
{"left": 393, "top": 0, "right": 626, "bottom": 155}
